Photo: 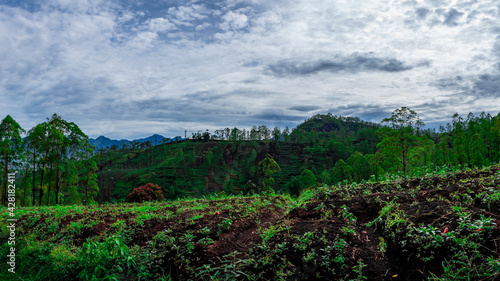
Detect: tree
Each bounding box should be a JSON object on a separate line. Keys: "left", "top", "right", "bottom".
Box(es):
{"left": 259, "top": 125, "right": 270, "bottom": 140}
{"left": 452, "top": 113, "right": 468, "bottom": 166}
{"left": 379, "top": 107, "right": 425, "bottom": 177}
{"left": 300, "top": 169, "right": 316, "bottom": 189}
{"left": 25, "top": 122, "right": 51, "bottom": 206}
{"left": 331, "top": 159, "right": 353, "bottom": 184}
{"left": 272, "top": 126, "right": 281, "bottom": 141}
{"left": 257, "top": 154, "right": 280, "bottom": 193}
{"left": 470, "top": 133, "right": 486, "bottom": 166}
{"left": 283, "top": 126, "right": 290, "bottom": 142}
{"left": 347, "top": 152, "right": 372, "bottom": 182}
{"left": 230, "top": 128, "right": 239, "bottom": 141}
{"left": 435, "top": 133, "right": 451, "bottom": 166}
{"left": 490, "top": 113, "right": 500, "bottom": 157}
{"left": 25, "top": 114, "right": 95, "bottom": 205}
{"left": 0, "top": 115, "right": 25, "bottom": 205}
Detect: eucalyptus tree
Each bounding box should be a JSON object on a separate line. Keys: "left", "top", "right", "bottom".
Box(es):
{"left": 0, "top": 115, "right": 25, "bottom": 206}
{"left": 25, "top": 122, "right": 48, "bottom": 206}
{"left": 26, "top": 114, "right": 95, "bottom": 205}
{"left": 378, "top": 107, "right": 425, "bottom": 177}
{"left": 451, "top": 113, "right": 468, "bottom": 166}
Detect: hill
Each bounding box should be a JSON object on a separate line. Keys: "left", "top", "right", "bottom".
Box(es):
{"left": 94, "top": 134, "right": 379, "bottom": 202}
{"left": 93, "top": 115, "right": 381, "bottom": 202}
{"left": 3, "top": 165, "right": 499, "bottom": 280}
{"left": 297, "top": 113, "right": 379, "bottom": 133}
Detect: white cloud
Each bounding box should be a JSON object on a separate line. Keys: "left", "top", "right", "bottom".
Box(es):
{"left": 220, "top": 10, "right": 249, "bottom": 31}
{"left": 149, "top": 17, "right": 175, "bottom": 33}
{"left": 167, "top": 4, "right": 209, "bottom": 26}
{"left": 195, "top": 22, "right": 211, "bottom": 31}
{"left": 1, "top": 0, "right": 500, "bottom": 139}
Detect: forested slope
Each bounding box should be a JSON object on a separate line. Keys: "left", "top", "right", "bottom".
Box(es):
{"left": 95, "top": 111, "right": 500, "bottom": 203}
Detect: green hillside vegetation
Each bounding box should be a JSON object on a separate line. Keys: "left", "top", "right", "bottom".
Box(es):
{"left": 1, "top": 164, "right": 499, "bottom": 280}
{"left": 94, "top": 114, "right": 381, "bottom": 202}
{"left": 0, "top": 108, "right": 499, "bottom": 208}
{"left": 95, "top": 109, "right": 500, "bottom": 203}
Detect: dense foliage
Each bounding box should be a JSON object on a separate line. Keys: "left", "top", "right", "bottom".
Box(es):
{"left": 0, "top": 114, "right": 97, "bottom": 207}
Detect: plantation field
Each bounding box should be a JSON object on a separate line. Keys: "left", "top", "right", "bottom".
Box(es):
{"left": 1, "top": 165, "right": 500, "bottom": 280}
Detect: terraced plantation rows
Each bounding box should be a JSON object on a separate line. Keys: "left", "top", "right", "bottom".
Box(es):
{"left": 1, "top": 165, "right": 500, "bottom": 280}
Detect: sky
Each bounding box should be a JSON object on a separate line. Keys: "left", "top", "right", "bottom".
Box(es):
{"left": 1, "top": 0, "right": 500, "bottom": 139}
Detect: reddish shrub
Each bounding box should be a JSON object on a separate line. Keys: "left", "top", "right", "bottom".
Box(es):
{"left": 127, "top": 183, "right": 164, "bottom": 203}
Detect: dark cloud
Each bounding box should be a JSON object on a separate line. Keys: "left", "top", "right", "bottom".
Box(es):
{"left": 288, "top": 105, "right": 321, "bottom": 112}
{"left": 433, "top": 76, "right": 466, "bottom": 91}
{"left": 266, "top": 53, "right": 420, "bottom": 77}
{"left": 416, "top": 7, "right": 430, "bottom": 19}
{"left": 443, "top": 8, "right": 463, "bottom": 26}
{"left": 471, "top": 74, "right": 500, "bottom": 97}
{"left": 21, "top": 76, "right": 116, "bottom": 119}
{"left": 327, "top": 104, "right": 393, "bottom": 123}
{"left": 434, "top": 73, "right": 500, "bottom": 98}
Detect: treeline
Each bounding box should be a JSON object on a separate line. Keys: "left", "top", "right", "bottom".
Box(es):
{"left": 0, "top": 114, "right": 97, "bottom": 207}
{"left": 321, "top": 108, "right": 500, "bottom": 187}
{"left": 191, "top": 121, "right": 379, "bottom": 145}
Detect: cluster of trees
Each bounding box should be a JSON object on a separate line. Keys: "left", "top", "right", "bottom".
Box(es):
{"left": 0, "top": 114, "right": 98, "bottom": 207}
{"left": 190, "top": 123, "right": 379, "bottom": 146}
{"left": 190, "top": 126, "right": 290, "bottom": 142}
{"left": 318, "top": 108, "right": 500, "bottom": 187}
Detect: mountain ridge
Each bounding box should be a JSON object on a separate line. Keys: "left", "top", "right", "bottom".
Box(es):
{"left": 89, "top": 134, "right": 184, "bottom": 150}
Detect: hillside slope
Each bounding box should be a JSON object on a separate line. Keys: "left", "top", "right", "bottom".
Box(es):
{"left": 93, "top": 114, "right": 382, "bottom": 202}
{"left": 2, "top": 165, "right": 499, "bottom": 280}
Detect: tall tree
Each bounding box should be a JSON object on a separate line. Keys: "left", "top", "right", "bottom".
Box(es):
{"left": 26, "top": 114, "right": 95, "bottom": 205}
{"left": 25, "top": 123, "right": 48, "bottom": 206}
{"left": 0, "top": 115, "right": 25, "bottom": 206}
{"left": 379, "top": 107, "right": 425, "bottom": 177}
{"left": 451, "top": 113, "right": 468, "bottom": 166}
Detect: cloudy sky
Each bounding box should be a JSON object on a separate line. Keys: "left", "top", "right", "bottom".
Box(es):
{"left": 1, "top": 0, "right": 499, "bottom": 139}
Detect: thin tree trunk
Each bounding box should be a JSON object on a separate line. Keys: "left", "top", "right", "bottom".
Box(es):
{"left": 32, "top": 150, "right": 36, "bottom": 206}
{"left": 55, "top": 167, "right": 60, "bottom": 205}
{"left": 85, "top": 172, "right": 89, "bottom": 203}
{"left": 39, "top": 149, "right": 49, "bottom": 206}
{"left": 24, "top": 165, "right": 29, "bottom": 206}
{"left": 2, "top": 151, "right": 8, "bottom": 206}
{"left": 47, "top": 162, "right": 52, "bottom": 206}
{"left": 39, "top": 162, "right": 45, "bottom": 206}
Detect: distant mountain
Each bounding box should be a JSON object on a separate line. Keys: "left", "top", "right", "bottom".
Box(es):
{"left": 89, "top": 134, "right": 184, "bottom": 150}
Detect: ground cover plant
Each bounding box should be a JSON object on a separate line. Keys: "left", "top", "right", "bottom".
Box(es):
{"left": 1, "top": 164, "right": 500, "bottom": 280}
